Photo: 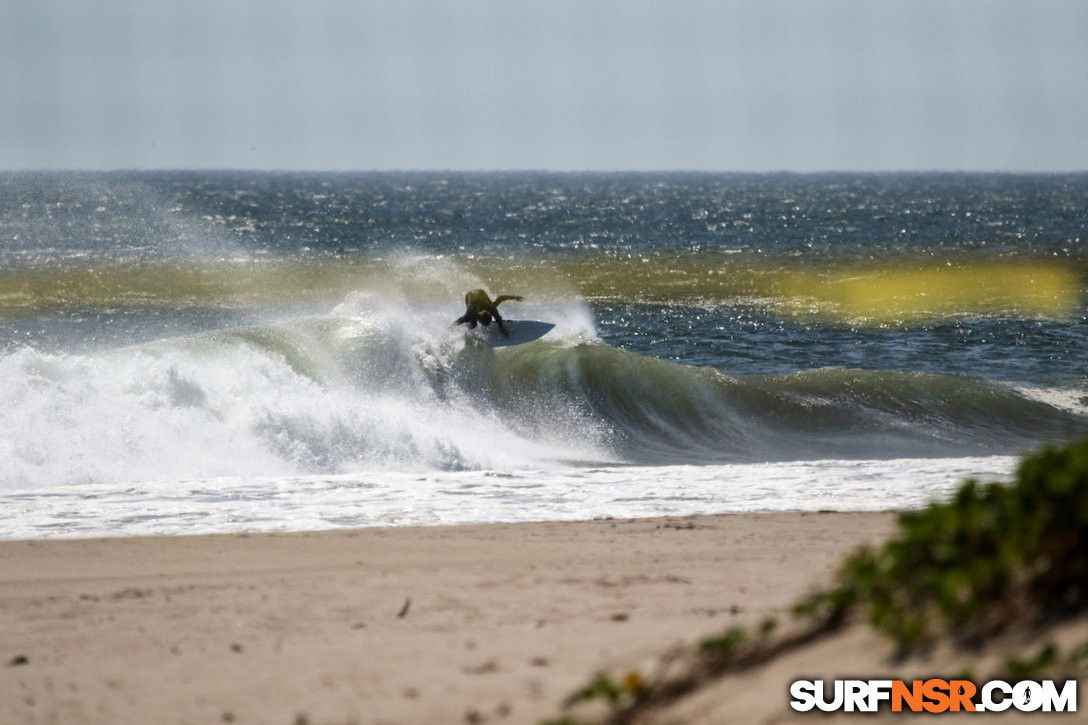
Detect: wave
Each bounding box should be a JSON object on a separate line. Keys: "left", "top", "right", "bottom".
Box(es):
{"left": 482, "top": 342, "right": 1085, "bottom": 463}
{"left": 0, "top": 299, "right": 606, "bottom": 490}
{"left": 1, "top": 298, "right": 1083, "bottom": 491}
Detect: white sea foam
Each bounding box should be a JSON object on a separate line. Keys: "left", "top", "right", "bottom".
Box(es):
{"left": 1010, "top": 383, "right": 1088, "bottom": 416}
{"left": 0, "top": 456, "right": 1017, "bottom": 539}
{"left": 0, "top": 312, "right": 609, "bottom": 494}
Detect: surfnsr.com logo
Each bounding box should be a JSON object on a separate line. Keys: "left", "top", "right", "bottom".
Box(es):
{"left": 790, "top": 678, "right": 1077, "bottom": 713}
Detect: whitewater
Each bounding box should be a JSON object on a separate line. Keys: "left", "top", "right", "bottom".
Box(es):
{"left": 1, "top": 171, "right": 1085, "bottom": 538}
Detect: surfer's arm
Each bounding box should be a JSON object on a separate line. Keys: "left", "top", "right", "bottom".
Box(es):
{"left": 453, "top": 311, "right": 477, "bottom": 327}
{"left": 491, "top": 295, "right": 521, "bottom": 331}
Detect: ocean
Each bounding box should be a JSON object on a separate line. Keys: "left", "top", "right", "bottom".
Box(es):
{"left": 1, "top": 171, "right": 1085, "bottom": 538}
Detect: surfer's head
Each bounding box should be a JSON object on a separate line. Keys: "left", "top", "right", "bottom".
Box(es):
{"left": 478, "top": 310, "right": 493, "bottom": 326}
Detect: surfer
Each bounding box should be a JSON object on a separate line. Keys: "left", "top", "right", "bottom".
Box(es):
{"left": 454, "top": 289, "right": 523, "bottom": 336}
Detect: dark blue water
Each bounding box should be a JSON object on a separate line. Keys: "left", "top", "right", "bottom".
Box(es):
{"left": 4, "top": 171, "right": 1086, "bottom": 260}
{"left": 597, "top": 301, "right": 1087, "bottom": 384}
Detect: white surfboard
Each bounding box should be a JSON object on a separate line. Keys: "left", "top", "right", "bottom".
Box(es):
{"left": 466, "top": 320, "right": 555, "bottom": 348}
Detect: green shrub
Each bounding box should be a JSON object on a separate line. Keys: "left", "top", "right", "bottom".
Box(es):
{"left": 698, "top": 626, "right": 747, "bottom": 659}
{"left": 802, "top": 435, "right": 1088, "bottom": 649}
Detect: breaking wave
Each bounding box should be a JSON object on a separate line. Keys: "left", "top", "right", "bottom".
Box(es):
{"left": 1, "top": 292, "right": 1083, "bottom": 491}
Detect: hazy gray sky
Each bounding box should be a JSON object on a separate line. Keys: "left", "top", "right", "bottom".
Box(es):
{"left": 2, "top": 0, "right": 1086, "bottom": 171}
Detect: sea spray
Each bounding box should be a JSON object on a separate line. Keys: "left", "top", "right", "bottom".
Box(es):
{"left": 0, "top": 309, "right": 614, "bottom": 491}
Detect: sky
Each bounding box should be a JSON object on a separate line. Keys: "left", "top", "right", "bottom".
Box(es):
{"left": 2, "top": 0, "right": 1086, "bottom": 172}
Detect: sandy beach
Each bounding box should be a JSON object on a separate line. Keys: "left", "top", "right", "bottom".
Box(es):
{"left": 0, "top": 512, "right": 900, "bottom": 725}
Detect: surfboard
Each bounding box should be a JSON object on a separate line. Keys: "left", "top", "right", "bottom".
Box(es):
{"left": 466, "top": 320, "right": 554, "bottom": 348}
